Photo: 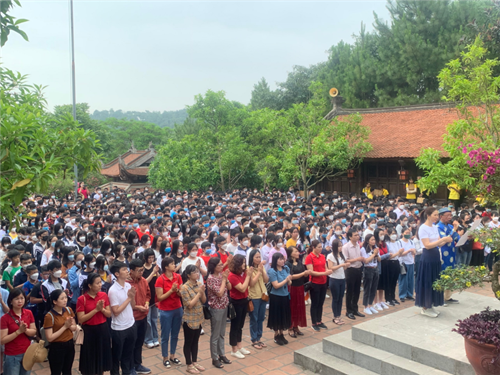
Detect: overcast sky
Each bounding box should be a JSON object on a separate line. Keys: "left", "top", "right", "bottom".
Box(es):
{"left": 2, "top": 1, "right": 390, "bottom": 112}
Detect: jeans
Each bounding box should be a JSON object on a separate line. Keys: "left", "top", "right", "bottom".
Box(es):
{"left": 48, "top": 340, "right": 75, "bottom": 375}
{"left": 329, "top": 278, "right": 345, "bottom": 318}
{"left": 249, "top": 298, "right": 266, "bottom": 342}
{"left": 159, "top": 307, "right": 183, "bottom": 357}
{"left": 183, "top": 322, "right": 201, "bottom": 365}
{"left": 362, "top": 267, "right": 379, "bottom": 307}
{"left": 111, "top": 325, "right": 137, "bottom": 375}
{"left": 309, "top": 283, "right": 327, "bottom": 325}
{"left": 398, "top": 263, "right": 415, "bottom": 300}
{"left": 4, "top": 353, "right": 30, "bottom": 375}
{"left": 133, "top": 317, "right": 148, "bottom": 368}
{"left": 144, "top": 304, "right": 159, "bottom": 345}
{"left": 345, "top": 267, "right": 362, "bottom": 314}
{"left": 456, "top": 251, "right": 472, "bottom": 267}
{"left": 209, "top": 307, "right": 227, "bottom": 360}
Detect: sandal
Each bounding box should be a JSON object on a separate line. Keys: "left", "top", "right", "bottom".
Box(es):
{"left": 333, "top": 318, "right": 342, "bottom": 325}
{"left": 337, "top": 319, "right": 345, "bottom": 326}
{"left": 186, "top": 365, "right": 200, "bottom": 374}
{"left": 288, "top": 330, "right": 297, "bottom": 338}
{"left": 171, "top": 358, "right": 182, "bottom": 366}
{"left": 219, "top": 355, "right": 232, "bottom": 364}
{"left": 295, "top": 329, "right": 304, "bottom": 336}
{"left": 252, "top": 342, "right": 263, "bottom": 349}
{"left": 194, "top": 363, "right": 206, "bottom": 371}
{"left": 258, "top": 341, "right": 267, "bottom": 348}
{"left": 163, "top": 360, "right": 171, "bottom": 368}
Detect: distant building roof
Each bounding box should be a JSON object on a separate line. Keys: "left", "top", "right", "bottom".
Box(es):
{"left": 325, "top": 100, "right": 459, "bottom": 159}
{"left": 101, "top": 143, "right": 156, "bottom": 179}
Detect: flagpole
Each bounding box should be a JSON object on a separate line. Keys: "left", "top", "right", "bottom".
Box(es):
{"left": 70, "top": 0, "right": 78, "bottom": 201}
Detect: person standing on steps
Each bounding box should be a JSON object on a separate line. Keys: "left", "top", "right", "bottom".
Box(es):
{"left": 416, "top": 207, "right": 453, "bottom": 318}
{"left": 342, "top": 230, "right": 365, "bottom": 320}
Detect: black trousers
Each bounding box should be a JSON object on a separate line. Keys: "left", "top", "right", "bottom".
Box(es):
{"left": 309, "top": 283, "right": 327, "bottom": 325}
{"left": 134, "top": 317, "right": 147, "bottom": 367}
{"left": 48, "top": 340, "right": 75, "bottom": 375}
{"left": 111, "top": 325, "right": 137, "bottom": 375}
{"left": 385, "top": 260, "right": 400, "bottom": 302}
{"left": 345, "top": 267, "right": 362, "bottom": 314}
{"left": 183, "top": 322, "right": 201, "bottom": 365}
{"left": 229, "top": 298, "right": 247, "bottom": 347}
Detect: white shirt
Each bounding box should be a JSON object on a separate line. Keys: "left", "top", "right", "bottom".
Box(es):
{"left": 360, "top": 247, "right": 377, "bottom": 267}
{"left": 394, "top": 208, "right": 409, "bottom": 219}
{"left": 326, "top": 253, "right": 345, "bottom": 279}
{"left": 418, "top": 224, "right": 440, "bottom": 249}
{"left": 387, "top": 241, "right": 401, "bottom": 261}
{"left": 181, "top": 256, "right": 206, "bottom": 284}
{"left": 226, "top": 243, "right": 238, "bottom": 255}
{"left": 362, "top": 228, "right": 374, "bottom": 240}
{"left": 108, "top": 282, "right": 135, "bottom": 331}
{"left": 398, "top": 239, "right": 415, "bottom": 264}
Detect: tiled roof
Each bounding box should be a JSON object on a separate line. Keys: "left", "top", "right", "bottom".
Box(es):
{"left": 101, "top": 150, "right": 153, "bottom": 177}
{"left": 124, "top": 167, "right": 149, "bottom": 176}
{"left": 337, "top": 105, "right": 460, "bottom": 159}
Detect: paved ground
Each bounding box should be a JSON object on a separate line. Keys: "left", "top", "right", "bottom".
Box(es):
{"left": 31, "top": 283, "right": 495, "bottom": 375}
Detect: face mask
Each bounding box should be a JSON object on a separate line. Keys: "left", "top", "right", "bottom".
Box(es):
{"left": 71, "top": 236, "right": 76, "bottom": 241}
{"left": 205, "top": 249, "right": 212, "bottom": 255}
{"left": 379, "top": 234, "right": 385, "bottom": 241}
{"left": 41, "top": 236, "right": 48, "bottom": 242}
{"left": 370, "top": 223, "right": 376, "bottom": 229}
{"left": 277, "top": 243, "right": 283, "bottom": 248}
{"left": 90, "top": 262, "right": 96, "bottom": 268}
{"left": 103, "top": 265, "right": 109, "bottom": 271}
{"left": 53, "top": 270, "right": 62, "bottom": 278}
{"left": 32, "top": 236, "right": 38, "bottom": 242}
{"left": 402, "top": 222, "right": 407, "bottom": 227}
{"left": 410, "top": 223, "right": 417, "bottom": 228}
{"left": 403, "top": 234, "right": 411, "bottom": 239}
{"left": 189, "top": 251, "right": 197, "bottom": 258}
{"left": 335, "top": 230, "right": 342, "bottom": 236}
{"left": 390, "top": 234, "right": 397, "bottom": 241}
{"left": 221, "top": 244, "right": 228, "bottom": 250}
{"left": 292, "top": 220, "right": 299, "bottom": 225}
{"left": 64, "top": 218, "right": 70, "bottom": 223}
{"left": 133, "top": 223, "right": 139, "bottom": 228}
{"left": 358, "top": 209, "right": 364, "bottom": 214}
{"left": 93, "top": 248, "right": 99, "bottom": 253}
{"left": 30, "top": 273, "right": 39, "bottom": 281}
{"left": 353, "top": 222, "right": 359, "bottom": 226}
{"left": 76, "top": 260, "right": 82, "bottom": 267}
{"left": 42, "top": 226, "right": 49, "bottom": 231}
{"left": 22, "top": 264, "right": 30, "bottom": 270}
{"left": 242, "top": 240, "right": 249, "bottom": 247}
{"left": 51, "top": 242, "right": 56, "bottom": 248}
{"left": 174, "top": 228, "right": 181, "bottom": 232}
{"left": 68, "top": 254, "right": 75, "bottom": 261}
{"left": 493, "top": 217, "right": 499, "bottom": 222}
{"left": 414, "top": 210, "right": 419, "bottom": 215}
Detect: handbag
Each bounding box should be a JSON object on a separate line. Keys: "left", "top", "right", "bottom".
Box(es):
{"left": 303, "top": 281, "right": 313, "bottom": 292}
{"left": 261, "top": 293, "right": 269, "bottom": 302}
{"left": 203, "top": 305, "right": 212, "bottom": 320}
{"left": 400, "top": 263, "right": 407, "bottom": 275}
{"left": 247, "top": 299, "right": 254, "bottom": 312}
{"left": 228, "top": 302, "right": 236, "bottom": 320}
{"left": 74, "top": 324, "right": 84, "bottom": 345}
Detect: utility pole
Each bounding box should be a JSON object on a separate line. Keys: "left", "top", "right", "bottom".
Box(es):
{"left": 70, "top": 0, "right": 78, "bottom": 201}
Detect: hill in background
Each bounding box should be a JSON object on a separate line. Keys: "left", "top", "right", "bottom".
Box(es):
{"left": 91, "top": 108, "right": 188, "bottom": 128}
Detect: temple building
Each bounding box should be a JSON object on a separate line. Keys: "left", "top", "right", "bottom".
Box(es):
{"left": 318, "top": 96, "right": 460, "bottom": 200}
{"left": 99, "top": 142, "right": 156, "bottom": 191}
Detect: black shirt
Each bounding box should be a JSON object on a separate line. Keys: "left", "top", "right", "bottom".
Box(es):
{"left": 286, "top": 260, "right": 306, "bottom": 287}
{"left": 142, "top": 264, "right": 157, "bottom": 305}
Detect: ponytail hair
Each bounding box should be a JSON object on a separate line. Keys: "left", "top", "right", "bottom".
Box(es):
{"left": 181, "top": 264, "right": 198, "bottom": 284}
{"left": 81, "top": 273, "right": 100, "bottom": 295}
{"left": 49, "top": 289, "right": 65, "bottom": 307}
{"left": 307, "top": 239, "right": 321, "bottom": 254}
{"left": 417, "top": 207, "right": 437, "bottom": 239}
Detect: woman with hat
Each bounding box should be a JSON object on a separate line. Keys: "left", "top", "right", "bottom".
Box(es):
{"left": 43, "top": 289, "right": 77, "bottom": 375}
{"left": 0, "top": 288, "right": 37, "bottom": 375}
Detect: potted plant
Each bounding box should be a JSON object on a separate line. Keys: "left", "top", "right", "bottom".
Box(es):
{"left": 453, "top": 308, "right": 500, "bottom": 374}
{"left": 432, "top": 265, "right": 489, "bottom": 295}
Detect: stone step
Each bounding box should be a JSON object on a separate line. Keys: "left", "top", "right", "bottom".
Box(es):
{"left": 294, "top": 343, "right": 378, "bottom": 375}
{"left": 351, "top": 319, "right": 473, "bottom": 374}
{"left": 323, "top": 331, "right": 451, "bottom": 375}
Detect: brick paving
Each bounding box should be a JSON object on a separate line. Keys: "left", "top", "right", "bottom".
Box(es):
{"left": 31, "top": 283, "right": 496, "bottom": 375}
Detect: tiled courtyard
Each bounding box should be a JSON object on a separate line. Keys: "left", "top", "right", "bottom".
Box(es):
{"left": 31, "top": 283, "right": 495, "bottom": 375}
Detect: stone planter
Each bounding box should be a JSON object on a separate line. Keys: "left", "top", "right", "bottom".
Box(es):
{"left": 464, "top": 337, "right": 500, "bottom": 374}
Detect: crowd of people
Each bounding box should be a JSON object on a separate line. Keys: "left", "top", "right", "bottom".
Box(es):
{"left": 0, "top": 181, "right": 493, "bottom": 375}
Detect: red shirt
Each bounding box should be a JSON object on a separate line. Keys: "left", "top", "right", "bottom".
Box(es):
{"left": 200, "top": 254, "right": 211, "bottom": 268}
{"left": 305, "top": 252, "right": 327, "bottom": 285}
{"left": 212, "top": 251, "right": 229, "bottom": 271}
{"left": 135, "top": 229, "right": 153, "bottom": 243}
{"left": 126, "top": 277, "right": 151, "bottom": 320}
{"left": 0, "top": 309, "right": 35, "bottom": 355}
{"left": 155, "top": 273, "right": 183, "bottom": 311}
{"left": 228, "top": 272, "right": 248, "bottom": 300}
{"left": 77, "top": 187, "right": 89, "bottom": 199}
{"left": 76, "top": 292, "right": 110, "bottom": 326}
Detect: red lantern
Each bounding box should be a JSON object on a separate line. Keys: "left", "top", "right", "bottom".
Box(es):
{"left": 347, "top": 169, "right": 355, "bottom": 179}
{"left": 399, "top": 169, "right": 409, "bottom": 181}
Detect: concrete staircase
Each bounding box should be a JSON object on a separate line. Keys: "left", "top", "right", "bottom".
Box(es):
{"left": 294, "top": 291, "right": 495, "bottom": 375}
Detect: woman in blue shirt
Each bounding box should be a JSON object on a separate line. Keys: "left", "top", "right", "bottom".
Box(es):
{"left": 266, "top": 253, "right": 292, "bottom": 346}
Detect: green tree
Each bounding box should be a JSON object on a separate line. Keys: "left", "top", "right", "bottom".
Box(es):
{"left": 101, "top": 117, "right": 170, "bottom": 161}
{"left": 187, "top": 90, "right": 254, "bottom": 190}
{"left": 149, "top": 137, "right": 216, "bottom": 191}
{"left": 0, "top": 67, "right": 101, "bottom": 223}
{"left": 0, "top": 0, "right": 28, "bottom": 46}
{"left": 253, "top": 83, "right": 372, "bottom": 198}
{"left": 416, "top": 37, "right": 500, "bottom": 195}
{"left": 250, "top": 77, "right": 278, "bottom": 110}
